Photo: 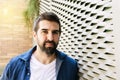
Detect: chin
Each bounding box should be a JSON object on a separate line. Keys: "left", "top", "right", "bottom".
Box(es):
{"left": 45, "top": 47, "right": 56, "bottom": 56}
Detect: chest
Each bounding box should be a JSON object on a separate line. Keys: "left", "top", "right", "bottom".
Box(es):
{"left": 29, "top": 55, "right": 56, "bottom": 80}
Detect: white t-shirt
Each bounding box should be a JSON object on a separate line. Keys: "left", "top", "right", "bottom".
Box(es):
{"left": 30, "top": 55, "right": 56, "bottom": 80}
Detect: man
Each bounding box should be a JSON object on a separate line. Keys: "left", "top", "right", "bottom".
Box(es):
{"left": 1, "top": 12, "right": 79, "bottom": 80}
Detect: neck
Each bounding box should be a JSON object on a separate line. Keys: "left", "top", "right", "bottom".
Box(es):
{"left": 33, "top": 46, "right": 56, "bottom": 64}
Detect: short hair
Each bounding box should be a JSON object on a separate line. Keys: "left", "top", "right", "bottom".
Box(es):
{"left": 33, "top": 12, "right": 61, "bottom": 33}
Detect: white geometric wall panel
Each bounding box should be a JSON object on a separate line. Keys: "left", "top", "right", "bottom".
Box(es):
{"left": 39, "top": 0, "right": 116, "bottom": 80}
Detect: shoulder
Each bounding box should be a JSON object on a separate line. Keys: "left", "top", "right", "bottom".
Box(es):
{"left": 56, "top": 50, "right": 77, "bottom": 65}
{"left": 7, "top": 52, "right": 27, "bottom": 68}
{"left": 8, "top": 46, "right": 36, "bottom": 65}
{"left": 65, "top": 54, "right": 78, "bottom": 66}
{"left": 56, "top": 50, "right": 79, "bottom": 78}
{"left": 1, "top": 51, "right": 31, "bottom": 80}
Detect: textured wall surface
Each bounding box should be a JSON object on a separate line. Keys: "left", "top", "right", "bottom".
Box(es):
{"left": 39, "top": 0, "right": 117, "bottom": 80}
{"left": 113, "top": 0, "right": 120, "bottom": 80}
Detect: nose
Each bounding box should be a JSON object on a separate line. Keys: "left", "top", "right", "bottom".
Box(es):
{"left": 47, "top": 32, "right": 53, "bottom": 41}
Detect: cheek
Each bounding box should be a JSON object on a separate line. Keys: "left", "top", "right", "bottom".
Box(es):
{"left": 54, "top": 35, "right": 60, "bottom": 41}
{"left": 38, "top": 35, "right": 46, "bottom": 41}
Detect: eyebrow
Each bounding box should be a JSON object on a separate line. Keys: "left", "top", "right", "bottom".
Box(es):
{"left": 41, "top": 29, "right": 48, "bottom": 31}
{"left": 41, "top": 29, "right": 60, "bottom": 32}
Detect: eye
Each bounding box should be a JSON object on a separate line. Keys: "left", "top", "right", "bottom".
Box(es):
{"left": 42, "top": 30, "right": 48, "bottom": 34}
{"left": 52, "top": 30, "right": 60, "bottom": 34}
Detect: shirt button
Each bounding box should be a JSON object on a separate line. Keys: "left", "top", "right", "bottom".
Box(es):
{"left": 27, "top": 73, "right": 30, "bottom": 75}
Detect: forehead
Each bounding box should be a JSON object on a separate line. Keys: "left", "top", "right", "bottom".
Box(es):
{"left": 38, "top": 20, "right": 60, "bottom": 30}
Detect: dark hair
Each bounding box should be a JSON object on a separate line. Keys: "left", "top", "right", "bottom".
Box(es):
{"left": 33, "top": 12, "right": 61, "bottom": 33}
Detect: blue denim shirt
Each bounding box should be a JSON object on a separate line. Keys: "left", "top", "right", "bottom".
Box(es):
{"left": 1, "top": 46, "right": 79, "bottom": 80}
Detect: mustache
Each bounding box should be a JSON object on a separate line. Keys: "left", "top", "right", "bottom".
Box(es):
{"left": 45, "top": 41, "right": 55, "bottom": 44}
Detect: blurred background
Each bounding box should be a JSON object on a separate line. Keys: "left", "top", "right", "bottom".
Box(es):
{"left": 0, "top": 0, "right": 32, "bottom": 75}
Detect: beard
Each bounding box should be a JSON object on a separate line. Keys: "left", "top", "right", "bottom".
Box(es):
{"left": 38, "top": 40, "right": 58, "bottom": 56}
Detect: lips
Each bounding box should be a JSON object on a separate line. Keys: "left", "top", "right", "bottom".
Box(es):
{"left": 45, "top": 43, "right": 54, "bottom": 47}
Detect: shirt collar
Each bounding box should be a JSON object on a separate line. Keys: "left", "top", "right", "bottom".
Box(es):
{"left": 19, "top": 46, "right": 36, "bottom": 62}
{"left": 19, "top": 46, "right": 67, "bottom": 62}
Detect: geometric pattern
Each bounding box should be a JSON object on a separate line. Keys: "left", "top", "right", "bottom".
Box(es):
{"left": 39, "top": 0, "right": 115, "bottom": 80}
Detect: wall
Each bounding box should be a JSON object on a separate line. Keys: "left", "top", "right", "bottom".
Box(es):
{"left": 113, "top": 0, "right": 120, "bottom": 80}
{"left": 39, "top": 0, "right": 117, "bottom": 80}
{"left": 0, "top": 0, "right": 32, "bottom": 74}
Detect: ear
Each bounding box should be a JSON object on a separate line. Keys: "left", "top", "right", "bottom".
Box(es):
{"left": 33, "top": 31, "right": 37, "bottom": 39}
{"left": 32, "top": 31, "right": 37, "bottom": 45}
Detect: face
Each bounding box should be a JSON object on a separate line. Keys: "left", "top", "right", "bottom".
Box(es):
{"left": 33, "top": 20, "right": 60, "bottom": 56}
